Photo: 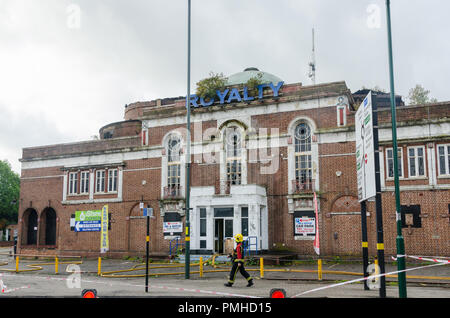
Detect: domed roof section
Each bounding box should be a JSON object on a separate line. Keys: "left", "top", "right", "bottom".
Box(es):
{"left": 226, "top": 67, "right": 283, "bottom": 86}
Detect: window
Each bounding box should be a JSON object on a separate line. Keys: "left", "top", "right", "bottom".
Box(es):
{"left": 80, "top": 171, "right": 89, "bottom": 194}
{"left": 225, "top": 127, "right": 242, "bottom": 185}
{"left": 167, "top": 136, "right": 181, "bottom": 191}
{"left": 142, "top": 129, "right": 148, "bottom": 146}
{"left": 68, "top": 172, "right": 78, "bottom": 195}
{"left": 241, "top": 207, "right": 249, "bottom": 237}
{"left": 108, "top": 169, "right": 118, "bottom": 192}
{"left": 386, "top": 147, "right": 403, "bottom": 178}
{"left": 437, "top": 144, "right": 450, "bottom": 176}
{"left": 199, "top": 208, "right": 207, "bottom": 238}
{"left": 408, "top": 146, "right": 425, "bottom": 178}
{"left": 96, "top": 170, "right": 105, "bottom": 192}
{"left": 400, "top": 205, "right": 422, "bottom": 228}
{"left": 294, "top": 123, "right": 312, "bottom": 188}
{"left": 337, "top": 106, "right": 346, "bottom": 127}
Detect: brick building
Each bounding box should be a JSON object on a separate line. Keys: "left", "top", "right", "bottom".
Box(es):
{"left": 17, "top": 68, "right": 450, "bottom": 258}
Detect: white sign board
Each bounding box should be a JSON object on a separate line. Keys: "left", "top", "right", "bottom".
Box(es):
{"left": 355, "top": 91, "right": 376, "bottom": 202}
{"left": 163, "top": 222, "right": 182, "bottom": 234}
{"left": 295, "top": 217, "right": 316, "bottom": 236}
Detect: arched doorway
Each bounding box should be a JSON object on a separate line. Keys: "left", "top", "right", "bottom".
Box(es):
{"left": 128, "top": 203, "right": 147, "bottom": 252}
{"left": 40, "top": 208, "right": 57, "bottom": 246}
{"left": 22, "top": 208, "right": 38, "bottom": 245}
{"left": 330, "top": 195, "right": 362, "bottom": 255}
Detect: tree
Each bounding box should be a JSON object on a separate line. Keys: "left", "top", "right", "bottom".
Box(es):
{"left": 195, "top": 72, "right": 227, "bottom": 100}
{"left": 0, "top": 160, "right": 20, "bottom": 229}
{"left": 407, "top": 84, "right": 438, "bottom": 105}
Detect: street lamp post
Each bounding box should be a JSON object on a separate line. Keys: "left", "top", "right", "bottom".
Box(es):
{"left": 184, "top": 0, "right": 191, "bottom": 280}
{"left": 385, "top": 0, "right": 407, "bottom": 298}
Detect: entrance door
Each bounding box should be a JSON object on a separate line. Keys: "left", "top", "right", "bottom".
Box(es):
{"left": 214, "top": 218, "right": 234, "bottom": 254}
{"left": 27, "top": 211, "right": 38, "bottom": 245}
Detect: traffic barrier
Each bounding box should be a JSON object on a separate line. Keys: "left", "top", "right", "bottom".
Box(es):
{"left": 0, "top": 253, "right": 82, "bottom": 274}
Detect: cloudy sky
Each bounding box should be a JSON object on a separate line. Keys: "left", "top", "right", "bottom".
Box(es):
{"left": 1, "top": 0, "right": 449, "bottom": 173}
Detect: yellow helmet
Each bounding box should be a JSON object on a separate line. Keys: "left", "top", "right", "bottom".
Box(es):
{"left": 234, "top": 233, "right": 243, "bottom": 243}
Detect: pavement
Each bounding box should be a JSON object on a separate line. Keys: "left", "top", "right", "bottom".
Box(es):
{"left": 0, "top": 247, "right": 449, "bottom": 299}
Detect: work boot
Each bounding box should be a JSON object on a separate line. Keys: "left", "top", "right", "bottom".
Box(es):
{"left": 246, "top": 280, "right": 254, "bottom": 287}
{"left": 224, "top": 282, "right": 233, "bottom": 287}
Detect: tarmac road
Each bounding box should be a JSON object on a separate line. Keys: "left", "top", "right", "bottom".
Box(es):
{"left": 1, "top": 247, "right": 449, "bottom": 298}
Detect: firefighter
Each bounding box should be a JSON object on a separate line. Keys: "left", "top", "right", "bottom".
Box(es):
{"left": 224, "top": 233, "right": 254, "bottom": 287}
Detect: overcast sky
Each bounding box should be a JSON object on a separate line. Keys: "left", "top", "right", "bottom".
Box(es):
{"left": 1, "top": 0, "right": 449, "bottom": 173}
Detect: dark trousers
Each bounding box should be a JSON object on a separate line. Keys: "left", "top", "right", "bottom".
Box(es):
{"left": 228, "top": 261, "right": 252, "bottom": 284}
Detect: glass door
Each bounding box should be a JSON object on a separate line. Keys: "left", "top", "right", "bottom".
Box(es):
{"left": 214, "top": 218, "right": 234, "bottom": 254}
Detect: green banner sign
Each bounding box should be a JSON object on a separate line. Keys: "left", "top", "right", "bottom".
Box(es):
{"left": 75, "top": 210, "right": 102, "bottom": 222}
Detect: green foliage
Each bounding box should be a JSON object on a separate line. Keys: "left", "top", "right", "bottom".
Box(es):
{"left": 246, "top": 257, "right": 258, "bottom": 266}
{"left": 195, "top": 72, "right": 227, "bottom": 100}
{"left": 0, "top": 160, "right": 20, "bottom": 229}
{"left": 245, "top": 72, "right": 264, "bottom": 95}
{"left": 407, "top": 84, "right": 438, "bottom": 105}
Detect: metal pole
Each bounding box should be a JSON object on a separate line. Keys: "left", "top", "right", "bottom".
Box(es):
{"left": 145, "top": 211, "right": 150, "bottom": 292}
{"left": 184, "top": 0, "right": 191, "bottom": 280}
{"left": 360, "top": 200, "right": 370, "bottom": 290}
{"left": 372, "top": 93, "right": 386, "bottom": 298}
{"left": 385, "top": 0, "right": 407, "bottom": 298}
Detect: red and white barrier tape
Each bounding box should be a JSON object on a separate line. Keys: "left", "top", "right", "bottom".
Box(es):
{"left": 392, "top": 255, "right": 450, "bottom": 263}
{"left": 291, "top": 260, "right": 449, "bottom": 298}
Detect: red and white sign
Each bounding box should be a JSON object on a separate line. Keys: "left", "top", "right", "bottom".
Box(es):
{"left": 313, "top": 192, "right": 320, "bottom": 255}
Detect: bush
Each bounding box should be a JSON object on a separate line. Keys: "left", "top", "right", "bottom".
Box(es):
{"left": 245, "top": 72, "right": 264, "bottom": 95}
{"left": 195, "top": 72, "right": 227, "bottom": 99}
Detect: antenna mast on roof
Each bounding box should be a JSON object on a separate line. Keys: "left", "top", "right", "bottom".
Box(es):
{"left": 308, "top": 28, "right": 316, "bottom": 85}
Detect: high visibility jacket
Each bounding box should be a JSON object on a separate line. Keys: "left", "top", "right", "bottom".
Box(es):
{"left": 233, "top": 242, "right": 244, "bottom": 263}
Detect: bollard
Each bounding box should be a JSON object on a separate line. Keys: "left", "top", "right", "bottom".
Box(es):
{"left": 375, "top": 258, "right": 379, "bottom": 276}
{"left": 98, "top": 257, "right": 102, "bottom": 276}
{"left": 199, "top": 257, "right": 203, "bottom": 278}
{"left": 55, "top": 257, "right": 59, "bottom": 274}
{"left": 15, "top": 256, "right": 19, "bottom": 273}
{"left": 260, "top": 257, "right": 264, "bottom": 279}
{"left": 318, "top": 259, "right": 323, "bottom": 281}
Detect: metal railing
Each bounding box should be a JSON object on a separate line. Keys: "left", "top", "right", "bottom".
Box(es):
{"left": 163, "top": 185, "right": 183, "bottom": 199}
{"left": 169, "top": 237, "right": 184, "bottom": 257}
{"left": 292, "top": 179, "right": 315, "bottom": 193}
{"left": 243, "top": 236, "right": 258, "bottom": 257}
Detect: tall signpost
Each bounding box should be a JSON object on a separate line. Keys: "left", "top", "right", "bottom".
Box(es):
{"left": 144, "top": 206, "right": 151, "bottom": 293}
{"left": 184, "top": 0, "right": 191, "bottom": 280}
{"left": 355, "top": 92, "right": 386, "bottom": 297}
{"left": 385, "top": 0, "right": 407, "bottom": 298}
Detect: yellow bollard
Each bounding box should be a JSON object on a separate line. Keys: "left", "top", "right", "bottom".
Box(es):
{"left": 260, "top": 257, "right": 264, "bottom": 279}
{"left": 98, "top": 257, "right": 102, "bottom": 276}
{"left": 199, "top": 257, "right": 203, "bottom": 278}
{"left": 15, "top": 256, "right": 19, "bottom": 273}
{"left": 375, "top": 258, "right": 379, "bottom": 276}
{"left": 55, "top": 257, "right": 59, "bottom": 274}
{"left": 318, "top": 259, "right": 323, "bottom": 281}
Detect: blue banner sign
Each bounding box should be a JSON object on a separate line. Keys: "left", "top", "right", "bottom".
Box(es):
{"left": 189, "top": 81, "right": 284, "bottom": 108}
{"left": 75, "top": 220, "right": 101, "bottom": 232}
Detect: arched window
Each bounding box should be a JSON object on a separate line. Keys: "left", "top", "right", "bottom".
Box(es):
{"left": 294, "top": 122, "right": 313, "bottom": 190}
{"left": 40, "top": 207, "right": 57, "bottom": 246}
{"left": 22, "top": 208, "right": 38, "bottom": 245}
{"left": 166, "top": 135, "right": 181, "bottom": 197}
{"left": 225, "top": 126, "right": 242, "bottom": 185}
